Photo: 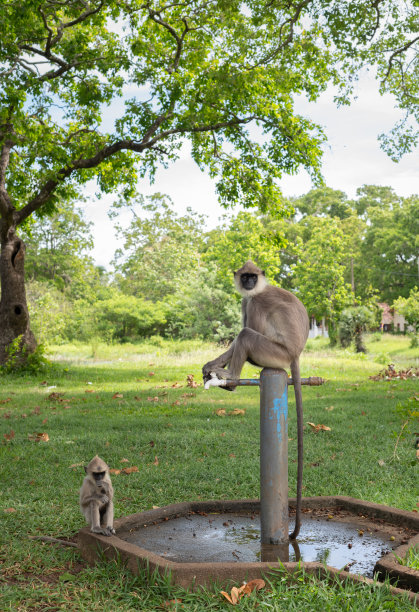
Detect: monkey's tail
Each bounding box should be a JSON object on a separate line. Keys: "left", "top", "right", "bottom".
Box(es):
{"left": 289, "top": 359, "right": 303, "bottom": 540}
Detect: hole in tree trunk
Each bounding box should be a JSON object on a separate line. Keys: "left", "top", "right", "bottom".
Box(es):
{"left": 14, "top": 305, "right": 22, "bottom": 315}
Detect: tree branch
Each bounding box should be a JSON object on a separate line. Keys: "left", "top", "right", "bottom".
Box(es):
{"left": 147, "top": 8, "right": 193, "bottom": 73}
{"left": 16, "top": 113, "right": 259, "bottom": 225}
{"left": 381, "top": 35, "right": 419, "bottom": 85}
{"left": 247, "top": 0, "right": 312, "bottom": 69}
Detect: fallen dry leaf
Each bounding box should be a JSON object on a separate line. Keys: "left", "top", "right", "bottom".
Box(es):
{"left": 120, "top": 458, "right": 129, "bottom": 463}
{"left": 28, "top": 432, "right": 49, "bottom": 442}
{"left": 186, "top": 374, "right": 198, "bottom": 388}
{"left": 47, "top": 392, "right": 65, "bottom": 401}
{"left": 325, "top": 406, "right": 334, "bottom": 411}
{"left": 148, "top": 396, "right": 159, "bottom": 402}
{"left": 110, "top": 468, "right": 121, "bottom": 475}
{"left": 221, "top": 587, "right": 240, "bottom": 605}
{"left": 153, "top": 456, "right": 159, "bottom": 466}
{"left": 69, "top": 462, "right": 84, "bottom": 468}
{"left": 243, "top": 579, "right": 265, "bottom": 593}
{"left": 171, "top": 382, "right": 182, "bottom": 388}
{"left": 307, "top": 422, "right": 331, "bottom": 432}
{"left": 112, "top": 393, "right": 123, "bottom": 399}
{"left": 229, "top": 409, "right": 245, "bottom": 416}
{"left": 0, "top": 398, "right": 12, "bottom": 404}
{"left": 85, "top": 389, "right": 94, "bottom": 393}
{"left": 3, "top": 429, "right": 15, "bottom": 441}
{"left": 148, "top": 372, "right": 155, "bottom": 377}
{"left": 161, "top": 599, "right": 183, "bottom": 609}
{"left": 216, "top": 409, "right": 226, "bottom": 416}
{"left": 121, "top": 466, "right": 139, "bottom": 474}
{"left": 4, "top": 507, "right": 16, "bottom": 513}
{"left": 221, "top": 579, "right": 265, "bottom": 605}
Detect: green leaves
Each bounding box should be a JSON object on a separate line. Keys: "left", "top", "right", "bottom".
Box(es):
{"left": 2, "top": 0, "right": 416, "bottom": 226}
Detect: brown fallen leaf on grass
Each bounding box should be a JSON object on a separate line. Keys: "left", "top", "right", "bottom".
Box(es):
{"left": 3, "top": 429, "right": 15, "bottom": 441}
{"left": 28, "top": 432, "right": 49, "bottom": 442}
{"left": 112, "top": 393, "right": 123, "bottom": 399}
{"left": 4, "top": 507, "right": 16, "bottom": 513}
{"left": 216, "top": 409, "right": 226, "bottom": 416}
{"left": 0, "top": 398, "right": 12, "bottom": 404}
{"left": 120, "top": 458, "right": 129, "bottom": 463}
{"left": 186, "top": 374, "right": 198, "bottom": 388}
{"left": 221, "top": 579, "right": 265, "bottom": 605}
{"left": 307, "top": 422, "right": 331, "bottom": 432}
{"left": 121, "top": 466, "right": 139, "bottom": 474}
{"left": 110, "top": 468, "right": 121, "bottom": 475}
{"left": 153, "top": 456, "right": 159, "bottom": 466}
{"left": 47, "top": 392, "right": 65, "bottom": 402}
{"left": 229, "top": 409, "right": 245, "bottom": 416}
{"left": 161, "top": 599, "right": 183, "bottom": 609}
{"left": 69, "top": 462, "right": 84, "bottom": 468}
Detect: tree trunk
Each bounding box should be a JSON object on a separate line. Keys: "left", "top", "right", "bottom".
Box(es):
{"left": 0, "top": 229, "right": 36, "bottom": 365}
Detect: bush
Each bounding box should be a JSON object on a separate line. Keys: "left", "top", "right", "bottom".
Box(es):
{"left": 26, "top": 280, "right": 71, "bottom": 344}
{"left": 338, "top": 306, "right": 375, "bottom": 353}
{"left": 67, "top": 292, "right": 168, "bottom": 342}
{"left": 166, "top": 267, "right": 241, "bottom": 342}
{"left": 0, "top": 336, "right": 50, "bottom": 375}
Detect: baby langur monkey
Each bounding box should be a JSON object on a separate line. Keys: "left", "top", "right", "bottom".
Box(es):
{"left": 80, "top": 455, "right": 115, "bottom": 536}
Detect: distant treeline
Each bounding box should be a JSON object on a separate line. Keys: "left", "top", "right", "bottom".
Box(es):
{"left": 20, "top": 185, "right": 418, "bottom": 347}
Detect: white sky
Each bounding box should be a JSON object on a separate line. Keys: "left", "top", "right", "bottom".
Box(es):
{"left": 84, "top": 74, "right": 418, "bottom": 268}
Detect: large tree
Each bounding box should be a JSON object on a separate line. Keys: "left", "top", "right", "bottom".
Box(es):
{"left": 0, "top": 0, "right": 418, "bottom": 362}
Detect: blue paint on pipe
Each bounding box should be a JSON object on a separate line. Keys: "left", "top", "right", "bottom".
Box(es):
{"left": 272, "top": 392, "right": 288, "bottom": 440}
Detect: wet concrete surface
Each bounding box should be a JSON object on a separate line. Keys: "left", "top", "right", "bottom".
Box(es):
{"left": 120, "top": 512, "right": 394, "bottom": 577}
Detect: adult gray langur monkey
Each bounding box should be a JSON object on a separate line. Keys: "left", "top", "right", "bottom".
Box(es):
{"left": 79, "top": 455, "right": 116, "bottom": 536}
{"left": 202, "top": 260, "right": 309, "bottom": 539}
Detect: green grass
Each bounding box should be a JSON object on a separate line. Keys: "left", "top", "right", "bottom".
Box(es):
{"left": 396, "top": 547, "right": 419, "bottom": 571}
{"left": 1, "top": 334, "right": 418, "bottom": 611}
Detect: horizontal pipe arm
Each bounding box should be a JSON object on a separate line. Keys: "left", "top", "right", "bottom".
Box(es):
{"left": 204, "top": 375, "right": 324, "bottom": 389}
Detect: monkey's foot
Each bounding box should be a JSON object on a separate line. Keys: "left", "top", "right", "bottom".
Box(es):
{"left": 105, "top": 526, "right": 116, "bottom": 536}
{"left": 91, "top": 526, "right": 111, "bottom": 536}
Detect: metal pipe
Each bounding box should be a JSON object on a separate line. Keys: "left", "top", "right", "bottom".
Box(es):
{"left": 205, "top": 376, "right": 324, "bottom": 389}
{"left": 260, "top": 368, "right": 289, "bottom": 545}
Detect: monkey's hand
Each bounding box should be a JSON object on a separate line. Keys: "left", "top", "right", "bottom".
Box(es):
{"left": 100, "top": 495, "right": 110, "bottom": 504}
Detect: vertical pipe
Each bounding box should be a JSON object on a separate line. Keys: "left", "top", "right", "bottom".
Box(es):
{"left": 260, "top": 368, "right": 289, "bottom": 544}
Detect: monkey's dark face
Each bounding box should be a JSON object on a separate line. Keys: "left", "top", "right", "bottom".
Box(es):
{"left": 93, "top": 471, "right": 106, "bottom": 482}
{"left": 240, "top": 273, "right": 258, "bottom": 291}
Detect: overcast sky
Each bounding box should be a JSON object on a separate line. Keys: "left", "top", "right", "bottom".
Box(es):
{"left": 84, "top": 73, "right": 418, "bottom": 268}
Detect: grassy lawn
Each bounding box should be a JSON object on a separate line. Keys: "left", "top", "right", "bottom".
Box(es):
{"left": 1, "top": 334, "right": 418, "bottom": 611}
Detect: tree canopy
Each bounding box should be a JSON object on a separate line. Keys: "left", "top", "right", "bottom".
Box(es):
{"left": 1, "top": 0, "right": 418, "bottom": 226}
